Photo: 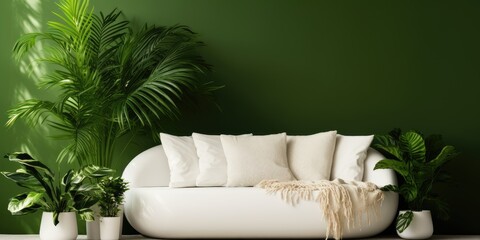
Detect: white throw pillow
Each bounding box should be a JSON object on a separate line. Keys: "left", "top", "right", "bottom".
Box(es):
{"left": 221, "top": 133, "right": 294, "bottom": 187}
{"left": 193, "top": 133, "right": 253, "bottom": 187}
{"left": 330, "top": 134, "right": 374, "bottom": 181}
{"left": 192, "top": 133, "right": 225, "bottom": 186}
{"left": 160, "top": 133, "right": 199, "bottom": 188}
{"left": 287, "top": 130, "right": 337, "bottom": 180}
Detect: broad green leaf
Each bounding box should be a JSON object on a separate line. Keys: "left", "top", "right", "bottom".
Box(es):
{"left": 77, "top": 183, "right": 101, "bottom": 192}
{"left": 412, "top": 172, "right": 430, "bottom": 194}
{"left": 399, "top": 184, "right": 418, "bottom": 203}
{"left": 380, "top": 184, "right": 399, "bottom": 192}
{"left": 396, "top": 211, "right": 414, "bottom": 233}
{"left": 53, "top": 211, "right": 59, "bottom": 226}
{"left": 7, "top": 153, "right": 54, "bottom": 179}
{"left": 373, "top": 129, "right": 458, "bottom": 214}
{"left": 388, "top": 128, "right": 402, "bottom": 140}
{"left": 1, "top": 171, "right": 43, "bottom": 191}
{"left": 399, "top": 131, "right": 426, "bottom": 162}
{"left": 81, "top": 165, "right": 114, "bottom": 178}
{"left": 78, "top": 208, "right": 94, "bottom": 221}
{"left": 62, "top": 169, "right": 74, "bottom": 192}
{"left": 373, "top": 144, "right": 403, "bottom": 161}
{"left": 373, "top": 134, "right": 403, "bottom": 160}
{"left": 374, "top": 159, "right": 409, "bottom": 178}
{"left": 374, "top": 134, "right": 395, "bottom": 147}
{"left": 4, "top": 153, "right": 58, "bottom": 209}
{"left": 73, "top": 193, "right": 98, "bottom": 210}
{"left": 428, "top": 145, "right": 459, "bottom": 169}
{"left": 7, "top": 192, "right": 43, "bottom": 215}
{"left": 425, "top": 134, "right": 444, "bottom": 161}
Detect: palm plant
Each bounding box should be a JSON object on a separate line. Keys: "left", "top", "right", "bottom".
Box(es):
{"left": 8, "top": 0, "right": 219, "bottom": 167}
{"left": 1, "top": 152, "right": 114, "bottom": 225}
{"left": 372, "top": 129, "right": 458, "bottom": 233}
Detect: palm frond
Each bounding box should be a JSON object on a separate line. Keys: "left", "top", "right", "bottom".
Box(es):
{"left": 12, "top": 33, "right": 43, "bottom": 61}
{"left": 113, "top": 25, "right": 212, "bottom": 129}
{"left": 57, "top": 124, "right": 100, "bottom": 165}
{"left": 6, "top": 100, "right": 56, "bottom": 127}
{"left": 9, "top": 0, "right": 219, "bottom": 168}
{"left": 89, "top": 9, "right": 128, "bottom": 68}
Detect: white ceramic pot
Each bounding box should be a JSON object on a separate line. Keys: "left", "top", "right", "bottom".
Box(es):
{"left": 39, "top": 212, "right": 78, "bottom": 240}
{"left": 100, "top": 216, "right": 121, "bottom": 240}
{"left": 86, "top": 204, "right": 101, "bottom": 240}
{"left": 118, "top": 204, "right": 124, "bottom": 238}
{"left": 397, "top": 210, "right": 434, "bottom": 239}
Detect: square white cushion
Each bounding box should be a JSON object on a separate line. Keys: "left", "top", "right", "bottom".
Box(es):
{"left": 287, "top": 130, "right": 337, "bottom": 180}
{"left": 160, "top": 133, "right": 199, "bottom": 188}
{"left": 192, "top": 133, "right": 226, "bottom": 186}
{"left": 330, "top": 134, "right": 374, "bottom": 181}
{"left": 193, "top": 133, "right": 253, "bottom": 186}
{"left": 221, "top": 133, "right": 294, "bottom": 187}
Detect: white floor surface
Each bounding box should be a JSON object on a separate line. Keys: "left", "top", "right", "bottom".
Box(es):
{"left": 0, "top": 235, "right": 479, "bottom": 239}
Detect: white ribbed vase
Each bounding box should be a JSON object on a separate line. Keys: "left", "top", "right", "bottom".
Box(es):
{"left": 39, "top": 212, "right": 78, "bottom": 240}
{"left": 397, "top": 210, "right": 434, "bottom": 239}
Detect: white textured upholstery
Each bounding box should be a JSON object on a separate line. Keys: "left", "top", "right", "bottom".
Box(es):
{"left": 122, "top": 145, "right": 398, "bottom": 239}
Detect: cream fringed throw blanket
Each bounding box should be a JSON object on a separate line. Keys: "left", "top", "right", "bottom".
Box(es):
{"left": 256, "top": 179, "right": 384, "bottom": 240}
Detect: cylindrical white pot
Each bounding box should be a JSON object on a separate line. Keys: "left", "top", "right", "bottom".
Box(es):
{"left": 397, "top": 210, "right": 434, "bottom": 239}
{"left": 39, "top": 212, "right": 78, "bottom": 240}
{"left": 118, "top": 204, "right": 124, "bottom": 238}
{"left": 86, "top": 204, "right": 101, "bottom": 240}
{"left": 100, "top": 216, "right": 121, "bottom": 240}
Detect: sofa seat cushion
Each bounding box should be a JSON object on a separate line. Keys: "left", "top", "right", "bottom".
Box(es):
{"left": 124, "top": 186, "right": 397, "bottom": 239}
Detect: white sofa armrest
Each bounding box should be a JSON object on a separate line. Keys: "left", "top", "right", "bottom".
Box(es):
{"left": 363, "top": 148, "right": 398, "bottom": 187}
{"left": 122, "top": 145, "right": 170, "bottom": 188}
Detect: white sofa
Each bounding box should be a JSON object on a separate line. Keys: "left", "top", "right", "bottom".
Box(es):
{"left": 122, "top": 145, "right": 398, "bottom": 239}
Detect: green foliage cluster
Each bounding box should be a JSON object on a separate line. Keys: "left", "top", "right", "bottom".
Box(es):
{"left": 98, "top": 176, "right": 128, "bottom": 217}
{"left": 1, "top": 153, "right": 114, "bottom": 225}
{"left": 7, "top": 0, "right": 220, "bottom": 167}
{"left": 372, "top": 129, "right": 459, "bottom": 232}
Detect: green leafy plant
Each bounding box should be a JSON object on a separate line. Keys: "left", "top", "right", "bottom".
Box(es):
{"left": 98, "top": 176, "right": 128, "bottom": 217}
{"left": 8, "top": 0, "right": 220, "bottom": 167}
{"left": 372, "top": 129, "right": 459, "bottom": 233}
{"left": 1, "top": 152, "right": 114, "bottom": 225}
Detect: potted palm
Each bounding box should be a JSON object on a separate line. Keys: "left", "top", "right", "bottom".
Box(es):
{"left": 97, "top": 176, "right": 129, "bottom": 240}
{"left": 8, "top": 0, "right": 220, "bottom": 168}
{"left": 1, "top": 152, "right": 113, "bottom": 240}
{"left": 372, "top": 129, "right": 458, "bottom": 239}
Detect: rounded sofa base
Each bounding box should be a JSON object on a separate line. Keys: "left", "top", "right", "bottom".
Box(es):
{"left": 122, "top": 145, "right": 399, "bottom": 239}
{"left": 124, "top": 187, "right": 398, "bottom": 239}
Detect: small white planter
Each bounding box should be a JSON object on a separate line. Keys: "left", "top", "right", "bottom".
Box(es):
{"left": 39, "top": 212, "right": 78, "bottom": 240}
{"left": 100, "top": 216, "right": 121, "bottom": 240}
{"left": 118, "top": 204, "right": 124, "bottom": 238}
{"left": 90, "top": 204, "right": 124, "bottom": 240}
{"left": 397, "top": 210, "right": 434, "bottom": 239}
{"left": 86, "top": 204, "right": 101, "bottom": 240}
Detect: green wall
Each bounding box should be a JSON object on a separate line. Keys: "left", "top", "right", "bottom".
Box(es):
{"left": 1, "top": 0, "right": 479, "bottom": 235}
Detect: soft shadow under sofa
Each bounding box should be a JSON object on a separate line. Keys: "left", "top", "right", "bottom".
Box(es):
{"left": 122, "top": 144, "right": 398, "bottom": 239}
